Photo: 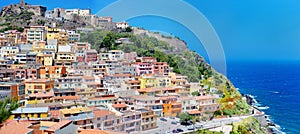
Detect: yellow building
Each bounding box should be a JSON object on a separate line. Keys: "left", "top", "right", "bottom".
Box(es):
{"left": 9, "top": 107, "right": 50, "bottom": 120}
{"left": 46, "top": 28, "right": 60, "bottom": 39}
{"left": 32, "top": 41, "right": 46, "bottom": 52}
{"left": 138, "top": 75, "right": 159, "bottom": 89}
{"left": 44, "top": 54, "right": 53, "bottom": 66}
{"left": 24, "top": 79, "right": 54, "bottom": 95}
{"left": 58, "top": 31, "right": 69, "bottom": 46}
{"left": 36, "top": 53, "right": 53, "bottom": 66}
{"left": 46, "top": 28, "right": 69, "bottom": 46}
{"left": 156, "top": 76, "right": 171, "bottom": 87}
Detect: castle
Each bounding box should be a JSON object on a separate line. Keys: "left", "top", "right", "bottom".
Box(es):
{"left": 1, "top": 0, "right": 46, "bottom": 17}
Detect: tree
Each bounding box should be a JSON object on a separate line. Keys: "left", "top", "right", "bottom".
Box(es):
{"left": 125, "top": 27, "right": 132, "bottom": 32}
{"left": 191, "top": 91, "right": 200, "bottom": 96}
{"left": 0, "top": 97, "right": 20, "bottom": 123}
{"left": 179, "top": 113, "right": 192, "bottom": 124}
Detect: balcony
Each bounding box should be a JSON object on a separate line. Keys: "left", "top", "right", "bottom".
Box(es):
{"left": 79, "top": 123, "right": 94, "bottom": 128}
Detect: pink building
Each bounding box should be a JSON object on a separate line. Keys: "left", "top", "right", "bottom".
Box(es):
{"left": 142, "top": 57, "right": 157, "bottom": 63}
{"left": 76, "top": 56, "right": 84, "bottom": 62}
{"left": 124, "top": 52, "right": 137, "bottom": 61}
{"left": 133, "top": 62, "right": 154, "bottom": 76}
{"left": 74, "top": 42, "right": 90, "bottom": 63}
{"left": 74, "top": 42, "right": 90, "bottom": 51}
{"left": 153, "top": 62, "right": 170, "bottom": 76}
{"left": 85, "top": 49, "right": 97, "bottom": 63}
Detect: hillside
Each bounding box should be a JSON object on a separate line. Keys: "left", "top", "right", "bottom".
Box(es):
{"left": 80, "top": 28, "right": 251, "bottom": 116}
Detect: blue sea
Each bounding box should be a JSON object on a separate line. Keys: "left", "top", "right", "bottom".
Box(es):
{"left": 227, "top": 61, "right": 300, "bottom": 134}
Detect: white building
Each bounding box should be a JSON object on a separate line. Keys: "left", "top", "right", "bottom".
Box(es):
{"left": 116, "top": 22, "right": 129, "bottom": 29}
{"left": 26, "top": 26, "right": 47, "bottom": 43}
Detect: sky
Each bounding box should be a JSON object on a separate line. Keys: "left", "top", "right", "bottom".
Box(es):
{"left": 1, "top": 0, "right": 300, "bottom": 62}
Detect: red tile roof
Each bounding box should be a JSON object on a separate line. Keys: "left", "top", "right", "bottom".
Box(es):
{"left": 44, "top": 120, "right": 72, "bottom": 132}
{"left": 0, "top": 120, "right": 33, "bottom": 134}
{"left": 195, "top": 95, "right": 215, "bottom": 100}
{"left": 93, "top": 110, "right": 114, "bottom": 117}
{"left": 29, "top": 92, "right": 54, "bottom": 98}
{"left": 112, "top": 103, "right": 127, "bottom": 108}
{"left": 53, "top": 96, "right": 81, "bottom": 100}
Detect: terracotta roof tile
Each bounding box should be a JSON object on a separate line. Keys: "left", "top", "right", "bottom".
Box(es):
{"left": 29, "top": 92, "right": 54, "bottom": 98}
{"left": 112, "top": 103, "right": 127, "bottom": 108}
{"left": 93, "top": 110, "right": 114, "bottom": 117}
{"left": 0, "top": 120, "right": 33, "bottom": 134}
{"left": 53, "top": 96, "right": 81, "bottom": 100}
{"left": 44, "top": 120, "right": 72, "bottom": 132}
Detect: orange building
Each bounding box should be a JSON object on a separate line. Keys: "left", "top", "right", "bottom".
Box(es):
{"left": 162, "top": 102, "right": 182, "bottom": 117}
{"left": 38, "top": 66, "right": 67, "bottom": 79}
{"left": 24, "top": 79, "right": 54, "bottom": 95}
{"left": 161, "top": 96, "right": 182, "bottom": 117}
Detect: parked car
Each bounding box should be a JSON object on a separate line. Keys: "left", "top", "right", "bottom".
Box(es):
{"left": 172, "top": 130, "right": 179, "bottom": 133}
{"left": 171, "top": 121, "right": 177, "bottom": 125}
{"left": 160, "top": 117, "right": 167, "bottom": 121}
{"left": 177, "top": 128, "right": 184, "bottom": 132}
{"left": 187, "top": 125, "right": 195, "bottom": 130}
{"left": 195, "top": 124, "right": 203, "bottom": 129}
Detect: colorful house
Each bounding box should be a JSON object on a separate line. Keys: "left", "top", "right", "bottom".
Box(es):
{"left": 195, "top": 95, "right": 219, "bottom": 113}
{"left": 59, "top": 107, "right": 94, "bottom": 129}
{"left": 9, "top": 107, "right": 50, "bottom": 120}
{"left": 38, "top": 66, "right": 67, "bottom": 79}
{"left": 133, "top": 62, "right": 154, "bottom": 76}
{"left": 0, "top": 82, "right": 25, "bottom": 101}
{"left": 162, "top": 102, "right": 182, "bottom": 117}
{"left": 136, "top": 108, "right": 157, "bottom": 131}
{"left": 138, "top": 74, "right": 158, "bottom": 89}
{"left": 85, "top": 49, "right": 98, "bottom": 63}
{"left": 26, "top": 26, "right": 47, "bottom": 43}
{"left": 24, "top": 78, "right": 54, "bottom": 95}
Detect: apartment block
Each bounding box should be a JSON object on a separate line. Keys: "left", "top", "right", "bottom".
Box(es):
{"left": 26, "top": 26, "right": 47, "bottom": 43}
{"left": 24, "top": 78, "right": 54, "bottom": 95}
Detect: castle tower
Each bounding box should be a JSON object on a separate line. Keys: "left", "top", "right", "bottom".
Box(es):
{"left": 20, "top": 0, "right": 25, "bottom": 6}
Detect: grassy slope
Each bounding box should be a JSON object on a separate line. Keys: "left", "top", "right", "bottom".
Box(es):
{"left": 231, "top": 117, "right": 266, "bottom": 134}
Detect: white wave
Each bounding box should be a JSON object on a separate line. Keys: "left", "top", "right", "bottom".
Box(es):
{"left": 271, "top": 91, "right": 280, "bottom": 94}
{"left": 257, "top": 106, "right": 269, "bottom": 110}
